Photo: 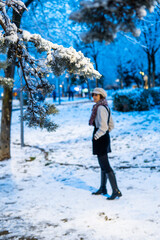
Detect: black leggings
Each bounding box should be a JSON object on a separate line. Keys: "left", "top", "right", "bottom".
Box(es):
{"left": 97, "top": 154, "right": 113, "bottom": 173}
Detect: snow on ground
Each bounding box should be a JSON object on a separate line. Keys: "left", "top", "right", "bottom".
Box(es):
{"left": 0, "top": 99, "right": 160, "bottom": 240}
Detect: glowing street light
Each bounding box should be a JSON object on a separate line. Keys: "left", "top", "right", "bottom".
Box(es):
{"left": 139, "top": 71, "right": 144, "bottom": 76}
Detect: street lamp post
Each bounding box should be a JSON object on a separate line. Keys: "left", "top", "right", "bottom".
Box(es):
{"left": 65, "top": 73, "right": 69, "bottom": 98}
{"left": 58, "top": 77, "right": 61, "bottom": 105}
{"left": 20, "top": 68, "right": 24, "bottom": 147}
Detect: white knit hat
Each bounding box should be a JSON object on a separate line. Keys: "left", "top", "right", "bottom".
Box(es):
{"left": 92, "top": 87, "right": 107, "bottom": 98}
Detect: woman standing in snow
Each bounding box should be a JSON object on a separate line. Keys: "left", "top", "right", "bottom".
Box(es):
{"left": 89, "top": 87, "right": 122, "bottom": 200}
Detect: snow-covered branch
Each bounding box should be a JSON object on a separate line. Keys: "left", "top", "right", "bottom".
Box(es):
{"left": 0, "top": 76, "right": 14, "bottom": 87}
{"left": 0, "top": 0, "right": 27, "bottom": 41}
{"left": 0, "top": 0, "right": 101, "bottom": 131}
{"left": 20, "top": 31, "right": 101, "bottom": 79}
{"left": 1, "top": 0, "right": 27, "bottom": 13}
{"left": 0, "top": 1, "right": 101, "bottom": 79}
{"left": 120, "top": 32, "right": 149, "bottom": 50}
{"left": 70, "top": 0, "right": 157, "bottom": 43}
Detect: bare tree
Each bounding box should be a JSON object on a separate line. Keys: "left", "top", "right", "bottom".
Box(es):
{"left": 137, "top": 5, "right": 160, "bottom": 87}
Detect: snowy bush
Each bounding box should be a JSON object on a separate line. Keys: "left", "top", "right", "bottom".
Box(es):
{"left": 149, "top": 87, "right": 160, "bottom": 105}
{"left": 113, "top": 88, "right": 160, "bottom": 112}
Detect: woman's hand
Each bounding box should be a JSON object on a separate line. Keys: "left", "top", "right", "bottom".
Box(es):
{"left": 94, "top": 135, "right": 98, "bottom": 140}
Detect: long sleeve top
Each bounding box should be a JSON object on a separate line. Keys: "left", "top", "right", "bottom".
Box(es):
{"left": 94, "top": 105, "right": 114, "bottom": 140}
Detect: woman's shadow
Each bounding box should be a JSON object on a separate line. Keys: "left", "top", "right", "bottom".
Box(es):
{"left": 55, "top": 175, "right": 97, "bottom": 193}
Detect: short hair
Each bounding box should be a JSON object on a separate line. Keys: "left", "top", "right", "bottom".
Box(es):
{"left": 100, "top": 94, "right": 105, "bottom": 99}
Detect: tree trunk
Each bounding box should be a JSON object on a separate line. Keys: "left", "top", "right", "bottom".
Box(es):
{"left": 0, "top": 47, "right": 15, "bottom": 160}
{"left": 0, "top": 88, "right": 13, "bottom": 160}
{"left": 147, "top": 52, "right": 151, "bottom": 88}
{"left": 120, "top": 77, "right": 123, "bottom": 89}
{"left": 93, "top": 55, "right": 98, "bottom": 87}
{"left": 87, "top": 79, "right": 91, "bottom": 99}
{"left": 151, "top": 52, "right": 155, "bottom": 87}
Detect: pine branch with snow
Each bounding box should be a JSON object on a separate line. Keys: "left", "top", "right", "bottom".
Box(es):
{"left": 70, "top": 0, "right": 157, "bottom": 43}
{"left": 0, "top": 76, "right": 14, "bottom": 87}
{"left": 23, "top": 101, "right": 59, "bottom": 132}
{"left": 0, "top": 0, "right": 101, "bottom": 131}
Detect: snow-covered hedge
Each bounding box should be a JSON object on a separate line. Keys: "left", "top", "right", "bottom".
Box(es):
{"left": 148, "top": 87, "right": 160, "bottom": 106}
{"left": 113, "top": 87, "right": 160, "bottom": 112}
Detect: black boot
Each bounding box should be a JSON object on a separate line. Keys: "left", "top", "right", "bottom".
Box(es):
{"left": 92, "top": 170, "right": 107, "bottom": 195}
{"left": 107, "top": 171, "right": 122, "bottom": 200}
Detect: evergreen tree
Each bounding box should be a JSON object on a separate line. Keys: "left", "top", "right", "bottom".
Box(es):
{"left": 70, "top": 0, "right": 156, "bottom": 43}
{"left": 0, "top": 0, "right": 101, "bottom": 161}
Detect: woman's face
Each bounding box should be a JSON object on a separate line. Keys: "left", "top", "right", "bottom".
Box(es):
{"left": 92, "top": 93, "right": 101, "bottom": 103}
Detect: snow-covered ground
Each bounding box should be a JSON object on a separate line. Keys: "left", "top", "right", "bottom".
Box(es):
{"left": 0, "top": 100, "right": 160, "bottom": 240}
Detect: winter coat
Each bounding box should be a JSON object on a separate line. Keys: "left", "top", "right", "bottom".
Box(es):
{"left": 92, "top": 105, "right": 114, "bottom": 156}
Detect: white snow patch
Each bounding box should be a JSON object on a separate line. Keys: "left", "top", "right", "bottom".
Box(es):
{"left": 0, "top": 100, "right": 160, "bottom": 239}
